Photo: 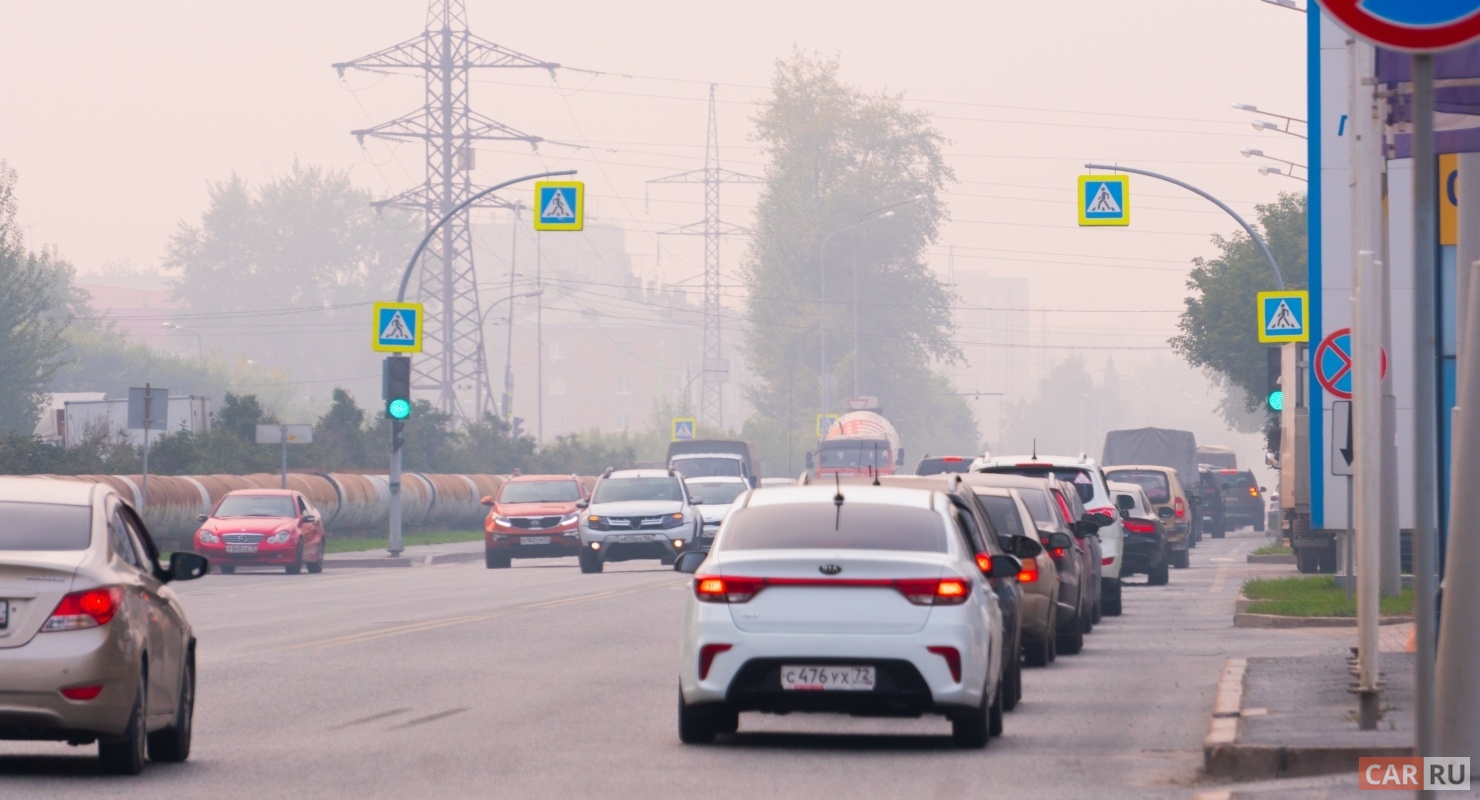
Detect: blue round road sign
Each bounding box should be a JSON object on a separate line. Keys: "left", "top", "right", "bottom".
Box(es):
{"left": 1314, "top": 328, "right": 1388, "bottom": 400}
{"left": 1316, "top": 0, "right": 1480, "bottom": 52}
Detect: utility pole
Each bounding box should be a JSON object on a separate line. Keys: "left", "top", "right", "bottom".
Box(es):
{"left": 334, "top": 0, "right": 556, "bottom": 424}
{"left": 648, "top": 85, "right": 761, "bottom": 431}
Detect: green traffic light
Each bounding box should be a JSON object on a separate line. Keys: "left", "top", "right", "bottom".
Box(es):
{"left": 1267, "top": 390, "right": 1284, "bottom": 412}
{"left": 388, "top": 398, "right": 412, "bottom": 420}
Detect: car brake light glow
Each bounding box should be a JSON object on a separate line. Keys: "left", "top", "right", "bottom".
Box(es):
{"left": 1102, "top": 557, "right": 1114, "bottom": 565}
{"left": 1220, "top": 469, "right": 1238, "bottom": 475}
{"left": 1087, "top": 506, "right": 1116, "bottom": 521}
{"left": 1174, "top": 497, "right": 1186, "bottom": 519}
{"left": 697, "top": 575, "right": 972, "bottom": 606}
{"left": 42, "top": 588, "right": 123, "bottom": 632}
{"left": 927, "top": 646, "right": 962, "bottom": 682}
{"left": 1017, "top": 558, "right": 1039, "bottom": 583}
{"left": 698, "top": 643, "right": 732, "bottom": 680}
{"left": 61, "top": 685, "right": 104, "bottom": 701}
{"left": 974, "top": 553, "right": 992, "bottom": 573}
{"left": 1050, "top": 547, "right": 1067, "bottom": 559}
{"left": 942, "top": 456, "right": 963, "bottom": 462}
{"left": 1248, "top": 486, "right": 1259, "bottom": 497}
{"left": 1123, "top": 519, "right": 1157, "bottom": 534}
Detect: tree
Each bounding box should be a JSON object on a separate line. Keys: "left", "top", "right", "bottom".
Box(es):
{"left": 164, "top": 163, "right": 417, "bottom": 395}
{"left": 310, "top": 388, "right": 368, "bottom": 469}
{"left": 1170, "top": 192, "right": 1307, "bottom": 435}
{"left": 0, "top": 161, "right": 83, "bottom": 434}
{"left": 741, "top": 51, "right": 979, "bottom": 470}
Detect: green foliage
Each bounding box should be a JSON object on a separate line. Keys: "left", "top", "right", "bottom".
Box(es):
{"left": 741, "top": 51, "right": 978, "bottom": 472}
{"left": 0, "top": 161, "right": 80, "bottom": 434}
{"left": 1171, "top": 193, "right": 1307, "bottom": 433}
{"left": 1242, "top": 576, "right": 1412, "bottom": 618}
{"left": 531, "top": 431, "right": 639, "bottom": 475}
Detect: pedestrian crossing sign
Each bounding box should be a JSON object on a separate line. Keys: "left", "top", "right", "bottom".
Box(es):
{"left": 1257, "top": 290, "right": 1309, "bottom": 343}
{"left": 533, "top": 181, "right": 584, "bottom": 231}
{"left": 372, "top": 301, "right": 424, "bottom": 353}
{"left": 671, "top": 417, "right": 696, "bottom": 442}
{"left": 816, "top": 413, "right": 839, "bottom": 438}
{"left": 1078, "top": 175, "right": 1129, "bottom": 227}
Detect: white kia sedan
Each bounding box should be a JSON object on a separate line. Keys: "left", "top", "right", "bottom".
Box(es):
{"left": 675, "top": 484, "right": 1019, "bottom": 748}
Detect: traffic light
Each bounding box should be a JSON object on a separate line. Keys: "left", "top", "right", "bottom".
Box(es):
{"left": 512, "top": 416, "right": 525, "bottom": 438}
{"left": 383, "top": 356, "right": 412, "bottom": 421}
{"left": 1266, "top": 347, "right": 1283, "bottom": 412}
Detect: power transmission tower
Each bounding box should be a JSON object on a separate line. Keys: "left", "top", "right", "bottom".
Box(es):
{"left": 648, "top": 85, "right": 760, "bottom": 430}
{"left": 334, "top": 0, "right": 556, "bottom": 422}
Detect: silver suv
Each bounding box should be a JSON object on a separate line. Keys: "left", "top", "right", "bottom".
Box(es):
{"left": 577, "top": 469, "right": 702, "bottom": 573}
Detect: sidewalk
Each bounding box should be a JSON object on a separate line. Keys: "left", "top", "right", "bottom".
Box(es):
{"left": 322, "top": 538, "right": 485, "bottom": 569}
{"left": 1204, "top": 624, "right": 1417, "bottom": 782}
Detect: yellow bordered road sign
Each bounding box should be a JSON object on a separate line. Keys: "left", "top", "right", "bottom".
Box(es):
{"left": 1078, "top": 175, "right": 1130, "bottom": 227}
{"left": 372, "top": 301, "right": 424, "bottom": 353}
{"left": 1257, "top": 290, "right": 1309, "bottom": 343}
{"left": 816, "top": 413, "right": 839, "bottom": 438}
{"left": 671, "top": 417, "right": 696, "bottom": 442}
{"left": 534, "top": 181, "right": 584, "bottom": 231}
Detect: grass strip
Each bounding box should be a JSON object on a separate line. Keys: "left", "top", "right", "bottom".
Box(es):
{"left": 324, "top": 530, "right": 484, "bottom": 554}
{"left": 1242, "top": 575, "right": 1413, "bottom": 617}
{"left": 1251, "top": 544, "right": 1293, "bottom": 556}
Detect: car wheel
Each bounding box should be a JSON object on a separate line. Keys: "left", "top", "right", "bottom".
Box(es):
{"left": 148, "top": 655, "right": 193, "bottom": 763}
{"left": 1148, "top": 558, "right": 1170, "bottom": 586}
{"left": 220, "top": 565, "right": 235, "bottom": 575}
{"left": 1317, "top": 545, "right": 1338, "bottom": 574}
{"left": 1047, "top": 626, "right": 1057, "bottom": 663}
{"left": 578, "top": 550, "right": 603, "bottom": 574}
{"left": 286, "top": 543, "right": 303, "bottom": 575}
{"left": 714, "top": 708, "right": 739, "bottom": 735}
{"left": 1171, "top": 549, "right": 1190, "bottom": 569}
{"left": 1023, "top": 634, "right": 1048, "bottom": 667}
{"left": 306, "top": 541, "right": 325, "bottom": 574}
{"left": 988, "top": 678, "right": 1005, "bottom": 738}
{"left": 1103, "top": 579, "right": 1122, "bottom": 617}
{"left": 1254, "top": 516, "right": 1266, "bottom": 533}
{"left": 485, "top": 550, "right": 511, "bottom": 569}
{"left": 951, "top": 684, "right": 991, "bottom": 748}
{"left": 99, "top": 672, "right": 147, "bottom": 775}
{"left": 660, "top": 554, "right": 677, "bottom": 566}
{"left": 1002, "top": 643, "right": 1022, "bottom": 711}
{"left": 1089, "top": 597, "right": 1100, "bottom": 628}
{"left": 1057, "top": 608, "right": 1084, "bottom": 655}
{"left": 677, "top": 689, "right": 717, "bottom": 745}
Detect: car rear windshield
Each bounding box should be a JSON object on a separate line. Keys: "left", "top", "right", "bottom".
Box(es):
{"left": 975, "top": 494, "right": 1027, "bottom": 538}
{"left": 916, "top": 457, "right": 970, "bottom": 475}
{"left": 1106, "top": 470, "right": 1170, "bottom": 504}
{"left": 215, "top": 495, "right": 296, "bottom": 518}
{"left": 592, "top": 477, "right": 683, "bottom": 504}
{"left": 672, "top": 457, "right": 743, "bottom": 479}
{"left": 1221, "top": 471, "right": 1257, "bottom": 490}
{"left": 1016, "top": 489, "right": 1053, "bottom": 525}
{"left": 720, "top": 503, "right": 946, "bottom": 553}
{"left": 499, "top": 480, "right": 581, "bottom": 504}
{"left": 819, "top": 441, "right": 891, "bottom": 468}
{"left": 982, "top": 467, "right": 1095, "bottom": 503}
{"left": 0, "top": 503, "right": 92, "bottom": 551}
{"left": 686, "top": 482, "right": 748, "bottom": 505}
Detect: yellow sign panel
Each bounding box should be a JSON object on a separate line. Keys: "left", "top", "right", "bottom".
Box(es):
{"left": 371, "top": 301, "right": 424, "bottom": 353}
{"left": 1257, "top": 290, "right": 1309, "bottom": 344}
{"left": 533, "top": 181, "right": 584, "bottom": 231}
{"left": 671, "top": 417, "right": 696, "bottom": 442}
{"left": 1441, "top": 153, "right": 1457, "bottom": 246}
{"left": 816, "top": 413, "right": 839, "bottom": 438}
{"left": 1077, "top": 175, "right": 1130, "bottom": 227}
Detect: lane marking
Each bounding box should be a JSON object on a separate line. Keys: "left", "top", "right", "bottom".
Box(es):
{"left": 1210, "top": 562, "right": 1228, "bottom": 595}
{"left": 389, "top": 708, "right": 468, "bottom": 729}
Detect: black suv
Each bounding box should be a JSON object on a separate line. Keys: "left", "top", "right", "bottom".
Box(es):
{"left": 1217, "top": 469, "right": 1266, "bottom": 532}
{"left": 1194, "top": 466, "right": 1226, "bottom": 539}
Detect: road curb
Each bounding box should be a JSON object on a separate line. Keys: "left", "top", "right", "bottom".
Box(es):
{"left": 323, "top": 557, "right": 413, "bottom": 568}
{"left": 1202, "top": 656, "right": 1415, "bottom": 781}
{"left": 1246, "top": 553, "right": 1296, "bottom": 564}
{"left": 427, "top": 552, "right": 484, "bottom": 566}
{"left": 1233, "top": 612, "right": 1414, "bottom": 629}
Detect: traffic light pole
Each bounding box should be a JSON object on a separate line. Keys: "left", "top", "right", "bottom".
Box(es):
{"left": 388, "top": 420, "right": 404, "bottom": 556}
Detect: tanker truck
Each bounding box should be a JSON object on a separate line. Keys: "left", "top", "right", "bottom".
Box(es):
{"left": 809, "top": 411, "right": 904, "bottom": 479}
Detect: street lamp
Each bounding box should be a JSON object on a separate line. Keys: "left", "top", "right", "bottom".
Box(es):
{"left": 482, "top": 287, "right": 544, "bottom": 420}
{"left": 819, "top": 204, "right": 910, "bottom": 414}
{"left": 1242, "top": 148, "right": 1308, "bottom": 182}
{"left": 161, "top": 322, "right": 203, "bottom": 360}
{"left": 1234, "top": 103, "right": 1308, "bottom": 140}
{"left": 1258, "top": 0, "right": 1303, "bottom": 11}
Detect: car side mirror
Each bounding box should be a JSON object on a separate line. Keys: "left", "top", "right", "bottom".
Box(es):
{"left": 1074, "top": 520, "right": 1100, "bottom": 538}
{"left": 576, "top": 499, "right": 589, "bottom": 509}
{"left": 302, "top": 514, "right": 317, "bottom": 524}
{"left": 674, "top": 550, "right": 707, "bottom": 574}
{"left": 1014, "top": 536, "right": 1044, "bottom": 559}
{"left": 1157, "top": 506, "right": 1174, "bottom": 519}
{"left": 1116, "top": 495, "right": 1135, "bottom": 511}
{"left": 1083, "top": 511, "right": 1114, "bottom": 528}
{"left": 481, "top": 495, "right": 495, "bottom": 506}
{"left": 167, "top": 552, "right": 209, "bottom": 583}
{"left": 1046, "top": 532, "right": 1075, "bottom": 550}
{"left": 1259, "top": 486, "right": 1267, "bottom": 492}
{"left": 689, "top": 497, "right": 704, "bottom": 505}
{"left": 986, "top": 554, "right": 1022, "bottom": 579}
{"left": 197, "top": 514, "right": 209, "bottom": 523}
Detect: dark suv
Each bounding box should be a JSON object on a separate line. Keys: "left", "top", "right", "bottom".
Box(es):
{"left": 1217, "top": 469, "right": 1266, "bottom": 532}
{"left": 1194, "top": 466, "right": 1226, "bottom": 539}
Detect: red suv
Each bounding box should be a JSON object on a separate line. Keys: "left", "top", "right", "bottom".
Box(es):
{"left": 194, "top": 489, "right": 326, "bottom": 574}
{"left": 483, "top": 475, "right": 589, "bottom": 569}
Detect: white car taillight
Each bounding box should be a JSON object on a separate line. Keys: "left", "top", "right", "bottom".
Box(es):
{"left": 42, "top": 588, "right": 123, "bottom": 632}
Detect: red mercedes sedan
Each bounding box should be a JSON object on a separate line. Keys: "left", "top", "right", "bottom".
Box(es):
{"left": 483, "top": 475, "right": 588, "bottom": 568}
{"left": 193, "top": 490, "right": 326, "bottom": 575}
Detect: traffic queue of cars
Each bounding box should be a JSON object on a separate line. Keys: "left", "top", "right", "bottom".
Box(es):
{"left": 667, "top": 451, "right": 1190, "bottom": 747}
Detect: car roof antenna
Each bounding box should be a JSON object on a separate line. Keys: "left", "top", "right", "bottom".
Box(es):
{"left": 833, "top": 472, "right": 845, "bottom": 529}
{"left": 1032, "top": 438, "right": 1038, "bottom": 460}
{"left": 871, "top": 443, "right": 881, "bottom": 485}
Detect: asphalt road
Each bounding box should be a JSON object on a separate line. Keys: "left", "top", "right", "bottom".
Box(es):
{"left": 0, "top": 528, "right": 1342, "bottom": 799}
